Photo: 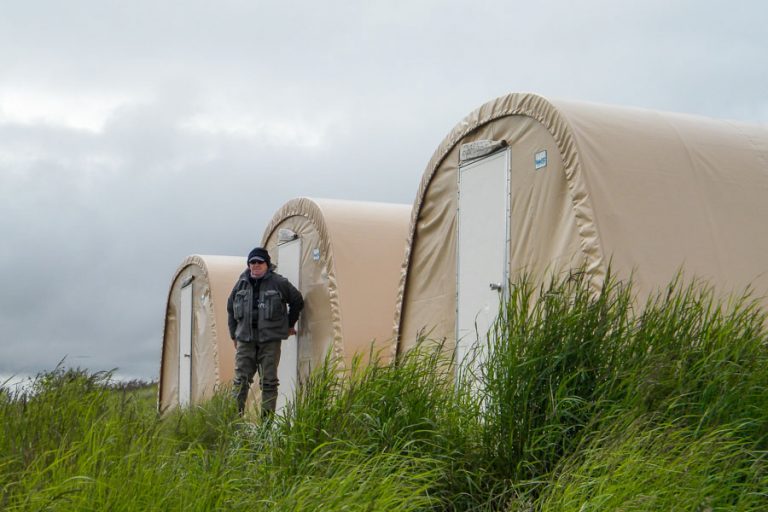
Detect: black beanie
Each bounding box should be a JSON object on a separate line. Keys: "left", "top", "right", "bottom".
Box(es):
{"left": 247, "top": 247, "right": 271, "bottom": 265}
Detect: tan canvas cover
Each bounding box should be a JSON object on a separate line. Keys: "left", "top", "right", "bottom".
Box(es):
{"left": 158, "top": 255, "right": 242, "bottom": 412}
{"left": 262, "top": 197, "right": 411, "bottom": 378}
{"left": 396, "top": 92, "right": 768, "bottom": 356}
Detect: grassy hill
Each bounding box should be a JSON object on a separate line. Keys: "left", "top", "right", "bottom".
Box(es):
{"left": 2, "top": 271, "right": 767, "bottom": 511}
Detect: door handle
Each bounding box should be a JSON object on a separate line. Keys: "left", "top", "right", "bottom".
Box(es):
{"left": 489, "top": 283, "right": 503, "bottom": 291}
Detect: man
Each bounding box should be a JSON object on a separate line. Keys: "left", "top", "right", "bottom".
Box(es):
{"left": 227, "top": 247, "right": 304, "bottom": 418}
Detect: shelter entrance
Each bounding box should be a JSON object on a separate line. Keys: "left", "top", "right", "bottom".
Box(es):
{"left": 276, "top": 234, "right": 301, "bottom": 414}
{"left": 178, "top": 280, "right": 193, "bottom": 407}
{"left": 456, "top": 147, "right": 510, "bottom": 378}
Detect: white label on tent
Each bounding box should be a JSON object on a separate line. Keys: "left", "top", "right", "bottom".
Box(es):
{"left": 312, "top": 248, "right": 321, "bottom": 261}
{"left": 535, "top": 150, "right": 547, "bottom": 170}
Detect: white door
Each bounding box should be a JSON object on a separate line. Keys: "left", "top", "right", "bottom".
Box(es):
{"left": 276, "top": 237, "right": 300, "bottom": 414}
{"left": 456, "top": 148, "right": 510, "bottom": 379}
{"left": 178, "top": 282, "right": 193, "bottom": 407}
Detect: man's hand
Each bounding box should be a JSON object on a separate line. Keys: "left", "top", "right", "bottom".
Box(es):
{"left": 288, "top": 327, "right": 297, "bottom": 336}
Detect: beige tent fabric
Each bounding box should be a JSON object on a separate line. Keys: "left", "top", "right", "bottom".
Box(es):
{"left": 262, "top": 197, "right": 411, "bottom": 377}
{"left": 159, "top": 199, "right": 411, "bottom": 412}
{"left": 158, "top": 255, "right": 242, "bottom": 412}
{"left": 395, "top": 92, "right": 768, "bottom": 356}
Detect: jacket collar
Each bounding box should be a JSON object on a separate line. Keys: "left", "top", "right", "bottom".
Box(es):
{"left": 239, "top": 267, "right": 274, "bottom": 283}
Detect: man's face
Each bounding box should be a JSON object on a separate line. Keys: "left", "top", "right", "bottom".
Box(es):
{"left": 249, "top": 260, "right": 268, "bottom": 278}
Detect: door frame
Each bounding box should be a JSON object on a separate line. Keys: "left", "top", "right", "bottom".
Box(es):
{"left": 178, "top": 280, "right": 193, "bottom": 407}
{"left": 276, "top": 235, "right": 301, "bottom": 414}
{"left": 455, "top": 147, "right": 511, "bottom": 379}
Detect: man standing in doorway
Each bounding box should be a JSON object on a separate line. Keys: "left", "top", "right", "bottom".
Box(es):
{"left": 227, "top": 247, "right": 304, "bottom": 418}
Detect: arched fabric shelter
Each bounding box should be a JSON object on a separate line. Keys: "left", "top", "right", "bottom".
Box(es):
{"left": 261, "top": 197, "right": 412, "bottom": 395}
{"left": 159, "top": 198, "right": 411, "bottom": 414}
{"left": 394, "top": 92, "right": 768, "bottom": 361}
{"left": 158, "top": 255, "right": 242, "bottom": 412}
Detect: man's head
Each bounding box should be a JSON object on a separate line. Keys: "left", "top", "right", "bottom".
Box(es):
{"left": 247, "top": 247, "right": 271, "bottom": 279}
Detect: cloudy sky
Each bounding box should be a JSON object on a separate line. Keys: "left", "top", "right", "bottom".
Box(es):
{"left": 1, "top": 0, "right": 766, "bottom": 383}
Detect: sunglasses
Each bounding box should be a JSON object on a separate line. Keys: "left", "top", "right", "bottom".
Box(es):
{"left": 249, "top": 260, "right": 266, "bottom": 264}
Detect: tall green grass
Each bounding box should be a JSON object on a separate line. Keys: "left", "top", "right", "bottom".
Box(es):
{"left": 538, "top": 416, "right": 768, "bottom": 511}
{"left": 2, "top": 271, "right": 767, "bottom": 510}
{"left": 481, "top": 270, "right": 768, "bottom": 508}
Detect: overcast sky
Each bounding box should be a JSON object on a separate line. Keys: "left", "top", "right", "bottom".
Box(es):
{"left": 1, "top": 0, "right": 766, "bottom": 383}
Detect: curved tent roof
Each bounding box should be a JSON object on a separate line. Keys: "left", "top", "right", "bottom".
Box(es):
{"left": 262, "top": 197, "right": 411, "bottom": 371}
{"left": 159, "top": 198, "right": 411, "bottom": 413}
{"left": 395, "top": 92, "right": 768, "bottom": 356}
{"left": 158, "top": 255, "right": 242, "bottom": 412}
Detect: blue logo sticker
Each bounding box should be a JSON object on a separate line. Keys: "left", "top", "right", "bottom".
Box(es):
{"left": 535, "top": 150, "right": 547, "bottom": 170}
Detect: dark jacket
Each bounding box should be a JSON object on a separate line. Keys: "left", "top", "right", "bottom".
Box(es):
{"left": 227, "top": 267, "right": 304, "bottom": 343}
